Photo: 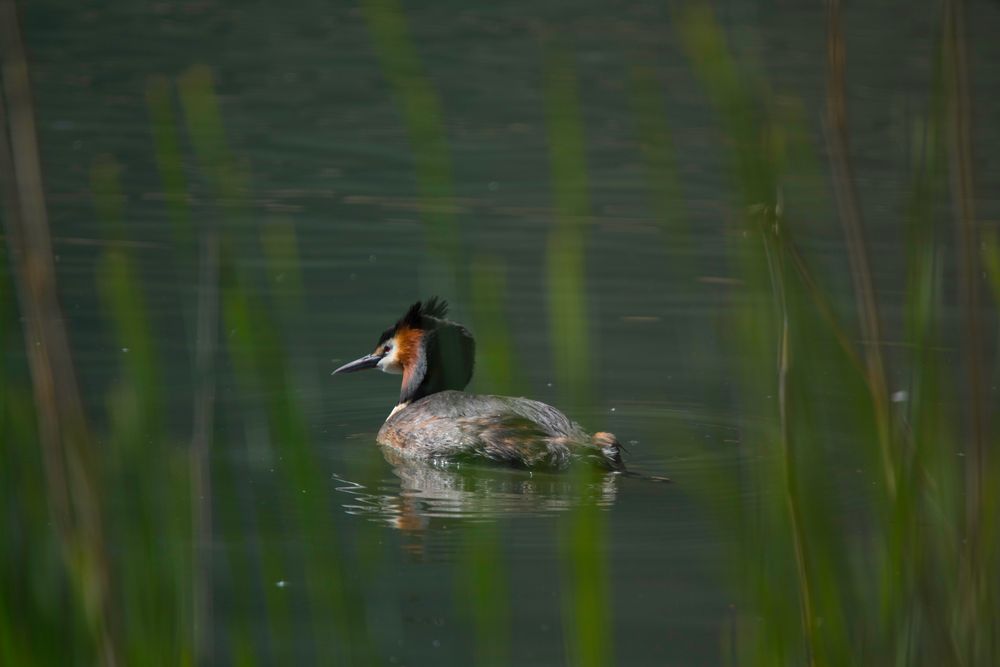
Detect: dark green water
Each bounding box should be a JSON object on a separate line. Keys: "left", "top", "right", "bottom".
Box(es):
{"left": 8, "top": 0, "right": 1000, "bottom": 664}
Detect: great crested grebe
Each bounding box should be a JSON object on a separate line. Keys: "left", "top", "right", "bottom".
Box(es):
{"left": 332, "top": 298, "right": 626, "bottom": 471}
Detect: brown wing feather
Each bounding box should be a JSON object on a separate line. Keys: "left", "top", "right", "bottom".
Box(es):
{"left": 455, "top": 414, "right": 572, "bottom": 469}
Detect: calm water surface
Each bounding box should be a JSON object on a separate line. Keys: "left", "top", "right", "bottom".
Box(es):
{"left": 16, "top": 0, "right": 1000, "bottom": 664}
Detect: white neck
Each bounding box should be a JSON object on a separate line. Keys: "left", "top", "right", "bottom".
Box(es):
{"left": 386, "top": 402, "right": 409, "bottom": 421}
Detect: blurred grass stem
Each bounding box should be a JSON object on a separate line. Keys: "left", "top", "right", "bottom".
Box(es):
{"left": 361, "top": 0, "right": 462, "bottom": 296}
{"left": 763, "top": 228, "right": 817, "bottom": 667}
{"left": 0, "top": 1, "right": 119, "bottom": 662}
{"left": 190, "top": 228, "right": 219, "bottom": 665}
{"left": 825, "top": 0, "right": 895, "bottom": 500}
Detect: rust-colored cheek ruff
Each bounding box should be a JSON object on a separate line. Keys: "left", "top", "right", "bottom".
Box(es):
{"left": 395, "top": 327, "right": 423, "bottom": 381}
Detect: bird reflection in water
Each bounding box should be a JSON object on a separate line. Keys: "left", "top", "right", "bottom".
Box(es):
{"left": 333, "top": 448, "right": 619, "bottom": 542}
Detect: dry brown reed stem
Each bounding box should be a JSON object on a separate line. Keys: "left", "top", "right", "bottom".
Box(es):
{"left": 0, "top": 1, "right": 119, "bottom": 663}
{"left": 825, "top": 0, "right": 895, "bottom": 499}
{"left": 943, "top": 1, "right": 989, "bottom": 659}
{"left": 943, "top": 0, "right": 985, "bottom": 544}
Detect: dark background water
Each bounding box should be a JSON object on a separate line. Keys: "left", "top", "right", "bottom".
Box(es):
{"left": 7, "top": 0, "right": 1000, "bottom": 665}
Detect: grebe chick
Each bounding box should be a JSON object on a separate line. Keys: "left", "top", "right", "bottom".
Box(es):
{"left": 333, "top": 298, "right": 625, "bottom": 472}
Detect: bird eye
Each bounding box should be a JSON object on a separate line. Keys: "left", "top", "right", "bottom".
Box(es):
{"left": 382, "top": 345, "right": 391, "bottom": 355}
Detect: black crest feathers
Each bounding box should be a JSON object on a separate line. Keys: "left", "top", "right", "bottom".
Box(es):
{"left": 401, "top": 297, "right": 449, "bottom": 329}
{"left": 378, "top": 297, "right": 451, "bottom": 345}
{"left": 420, "top": 296, "right": 449, "bottom": 319}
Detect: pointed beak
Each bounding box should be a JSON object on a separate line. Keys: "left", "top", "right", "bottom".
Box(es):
{"left": 332, "top": 353, "right": 381, "bottom": 375}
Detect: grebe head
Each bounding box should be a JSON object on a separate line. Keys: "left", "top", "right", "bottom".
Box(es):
{"left": 333, "top": 297, "right": 475, "bottom": 406}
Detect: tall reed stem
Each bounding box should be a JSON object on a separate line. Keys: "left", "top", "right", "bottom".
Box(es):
{"left": 0, "top": 1, "right": 119, "bottom": 662}
{"left": 825, "top": 0, "right": 895, "bottom": 499}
